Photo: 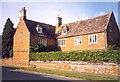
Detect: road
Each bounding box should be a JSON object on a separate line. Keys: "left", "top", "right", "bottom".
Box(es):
{"left": 2, "top": 66, "right": 81, "bottom": 81}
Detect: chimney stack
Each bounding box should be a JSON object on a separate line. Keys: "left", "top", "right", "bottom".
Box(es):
{"left": 56, "top": 16, "right": 62, "bottom": 27}
{"left": 56, "top": 16, "right": 62, "bottom": 33}
{"left": 19, "top": 7, "right": 26, "bottom": 20}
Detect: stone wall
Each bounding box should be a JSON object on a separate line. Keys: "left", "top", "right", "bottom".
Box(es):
{"left": 29, "top": 61, "right": 119, "bottom": 77}
{"left": 1, "top": 59, "right": 119, "bottom": 77}
{"left": 1, "top": 58, "right": 29, "bottom": 67}
{"left": 59, "top": 32, "right": 106, "bottom": 51}
{"left": 13, "top": 19, "right": 30, "bottom": 63}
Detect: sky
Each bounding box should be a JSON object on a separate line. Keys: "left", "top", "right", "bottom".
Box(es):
{"left": 0, "top": 1, "right": 120, "bottom": 35}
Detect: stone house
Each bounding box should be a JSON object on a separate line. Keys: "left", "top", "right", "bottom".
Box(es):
{"left": 56, "top": 11, "right": 119, "bottom": 51}
{"left": 13, "top": 7, "right": 56, "bottom": 62}
{"left": 13, "top": 7, "right": 119, "bottom": 62}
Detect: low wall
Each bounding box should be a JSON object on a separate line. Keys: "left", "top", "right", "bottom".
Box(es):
{"left": 1, "top": 58, "right": 29, "bottom": 67}
{"left": 1, "top": 59, "right": 119, "bottom": 77}
{"left": 29, "top": 61, "right": 119, "bottom": 77}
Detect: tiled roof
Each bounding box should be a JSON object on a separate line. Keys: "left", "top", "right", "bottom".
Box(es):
{"left": 24, "top": 19, "right": 55, "bottom": 38}
{"left": 57, "top": 12, "right": 112, "bottom": 38}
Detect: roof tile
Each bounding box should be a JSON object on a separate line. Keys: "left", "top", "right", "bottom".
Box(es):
{"left": 57, "top": 12, "right": 111, "bottom": 38}
{"left": 24, "top": 19, "right": 55, "bottom": 39}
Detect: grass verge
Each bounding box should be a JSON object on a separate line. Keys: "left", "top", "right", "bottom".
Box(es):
{"left": 20, "top": 67, "right": 118, "bottom": 80}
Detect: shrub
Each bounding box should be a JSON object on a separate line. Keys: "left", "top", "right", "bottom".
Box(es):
{"left": 107, "top": 43, "right": 120, "bottom": 50}
{"left": 30, "top": 50, "right": 120, "bottom": 63}
{"left": 47, "top": 45, "right": 58, "bottom": 51}
{"left": 30, "top": 45, "right": 58, "bottom": 52}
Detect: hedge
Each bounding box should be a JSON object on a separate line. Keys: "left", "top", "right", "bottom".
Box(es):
{"left": 30, "top": 50, "right": 120, "bottom": 63}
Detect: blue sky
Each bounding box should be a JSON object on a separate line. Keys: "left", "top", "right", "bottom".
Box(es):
{"left": 0, "top": 1, "right": 119, "bottom": 35}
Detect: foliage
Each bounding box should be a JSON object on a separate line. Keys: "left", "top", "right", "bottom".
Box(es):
{"left": 107, "top": 43, "right": 120, "bottom": 50}
{"left": 30, "top": 50, "right": 120, "bottom": 63}
{"left": 30, "top": 45, "right": 47, "bottom": 52}
{"left": 47, "top": 45, "right": 58, "bottom": 51}
{"left": 2, "top": 18, "right": 15, "bottom": 58}
{"left": 30, "top": 45, "right": 58, "bottom": 52}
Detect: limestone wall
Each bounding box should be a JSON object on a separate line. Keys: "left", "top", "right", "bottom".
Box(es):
{"left": 1, "top": 58, "right": 29, "bottom": 67}
{"left": 1, "top": 59, "right": 119, "bottom": 77}
{"left": 29, "top": 61, "right": 119, "bottom": 77}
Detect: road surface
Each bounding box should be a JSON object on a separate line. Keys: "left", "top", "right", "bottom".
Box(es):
{"left": 2, "top": 66, "right": 81, "bottom": 81}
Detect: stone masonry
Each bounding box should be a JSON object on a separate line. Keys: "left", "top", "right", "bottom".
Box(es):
{"left": 1, "top": 59, "right": 119, "bottom": 77}
{"left": 29, "top": 61, "right": 119, "bottom": 77}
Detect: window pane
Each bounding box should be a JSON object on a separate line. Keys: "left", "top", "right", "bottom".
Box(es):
{"left": 58, "top": 40, "right": 65, "bottom": 46}
{"left": 75, "top": 37, "right": 82, "bottom": 45}
{"left": 95, "top": 35, "right": 97, "bottom": 42}
{"left": 90, "top": 36, "right": 91, "bottom": 42}
{"left": 89, "top": 35, "right": 97, "bottom": 43}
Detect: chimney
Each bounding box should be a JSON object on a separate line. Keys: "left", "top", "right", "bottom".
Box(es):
{"left": 56, "top": 16, "right": 62, "bottom": 27}
{"left": 19, "top": 7, "right": 26, "bottom": 20}
{"left": 56, "top": 16, "right": 62, "bottom": 33}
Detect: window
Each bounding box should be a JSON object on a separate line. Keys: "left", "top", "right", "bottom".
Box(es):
{"left": 74, "top": 37, "right": 82, "bottom": 45}
{"left": 20, "top": 32, "right": 23, "bottom": 36}
{"left": 110, "top": 29, "right": 112, "bottom": 32}
{"left": 89, "top": 34, "right": 97, "bottom": 43}
{"left": 38, "top": 38, "right": 47, "bottom": 46}
{"left": 58, "top": 39, "right": 66, "bottom": 46}
{"left": 36, "top": 24, "right": 42, "bottom": 33}
{"left": 62, "top": 26, "right": 67, "bottom": 35}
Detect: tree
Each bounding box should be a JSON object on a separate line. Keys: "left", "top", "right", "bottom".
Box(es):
{"left": 2, "top": 18, "right": 15, "bottom": 58}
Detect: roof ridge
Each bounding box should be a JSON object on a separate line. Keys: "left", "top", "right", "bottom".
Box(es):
{"left": 57, "top": 12, "right": 112, "bottom": 38}
{"left": 25, "top": 19, "right": 55, "bottom": 27}
{"left": 62, "top": 12, "right": 111, "bottom": 26}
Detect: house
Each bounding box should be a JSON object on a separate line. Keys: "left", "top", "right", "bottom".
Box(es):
{"left": 13, "top": 7, "right": 119, "bottom": 62}
{"left": 13, "top": 7, "right": 56, "bottom": 62}
{"left": 56, "top": 11, "right": 119, "bottom": 51}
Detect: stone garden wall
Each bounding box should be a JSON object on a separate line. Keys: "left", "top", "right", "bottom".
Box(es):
{"left": 1, "top": 58, "right": 29, "bottom": 67}
{"left": 1, "top": 59, "right": 119, "bottom": 77}
{"left": 30, "top": 61, "right": 119, "bottom": 76}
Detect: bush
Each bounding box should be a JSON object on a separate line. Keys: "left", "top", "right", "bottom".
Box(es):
{"left": 30, "top": 50, "right": 120, "bottom": 63}
{"left": 30, "top": 45, "right": 59, "bottom": 52}
{"left": 107, "top": 43, "right": 120, "bottom": 50}
{"left": 47, "top": 45, "right": 58, "bottom": 51}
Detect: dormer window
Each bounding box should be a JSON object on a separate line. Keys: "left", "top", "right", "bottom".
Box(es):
{"left": 36, "top": 24, "right": 42, "bottom": 33}
{"left": 62, "top": 26, "right": 67, "bottom": 35}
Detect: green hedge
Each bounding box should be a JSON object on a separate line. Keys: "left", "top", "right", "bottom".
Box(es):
{"left": 30, "top": 50, "right": 120, "bottom": 63}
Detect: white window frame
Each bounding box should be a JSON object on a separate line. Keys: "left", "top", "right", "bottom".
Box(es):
{"left": 38, "top": 38, "right": 47, "bottom": 46}
{"left": 58, "top": 39, "right": 66, "bottom": 46}
{"left": 36, "top": 25, "right": 43, "bottom": 33}
{"left": 62, "top": 26, "right": 67, "bottom": 35}
{"left": 74, "top": 36, "right": 82, "bottom": 45}
{"left": 43, "top": 39, "right": 47, "bottom": 46}
{"left": 38, "top": 38, "right": 42, "bottom": 45}
{"left": 88, "top": 34, "right": 98, "bottom": 44}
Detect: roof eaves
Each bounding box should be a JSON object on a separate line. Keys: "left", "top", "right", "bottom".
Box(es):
{"left": 57, "top": 31, "right": 106, "bottom": 39}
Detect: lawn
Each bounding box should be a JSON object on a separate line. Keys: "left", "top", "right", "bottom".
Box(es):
{"left": 20, "top": 67, "right": 119, "bottom": 81}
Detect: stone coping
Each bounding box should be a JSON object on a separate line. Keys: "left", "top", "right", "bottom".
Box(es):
{"left": 30, "top": 61, "right": 118, "bottom": 66}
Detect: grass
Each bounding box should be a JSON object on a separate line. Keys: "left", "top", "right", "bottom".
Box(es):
{"left": 20, "top": 67, "right": 119, "bottom": 81}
